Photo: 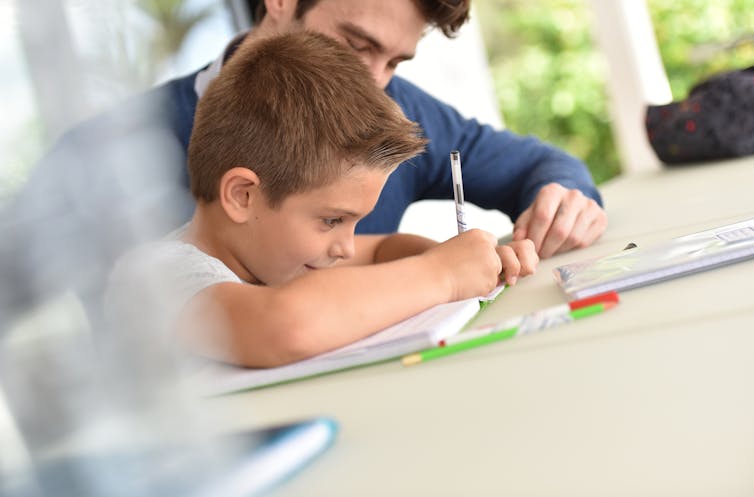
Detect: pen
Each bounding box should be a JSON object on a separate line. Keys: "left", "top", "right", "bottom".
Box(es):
{"left": 449, "top": 149, "right": 502, "bottom": 301}
{"left": 449, "top": 150, "right": 467, "bottom": 234}
{"left": 442, "top": 290, "right": 619, "bottom": 346}
{"left": 401, "top": 300, "right": 618, "bottom": 366}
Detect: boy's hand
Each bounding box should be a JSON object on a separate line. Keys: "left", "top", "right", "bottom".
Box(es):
{"left": 496, "top": 239, "right": 538, "bottom": 286}
{"left": 424, "top": 229, "right": 503, "bottom": 302}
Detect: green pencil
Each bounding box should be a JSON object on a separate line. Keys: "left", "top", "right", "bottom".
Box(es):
{"left": 401, "top": 301, "right": 617, "bottom": 366}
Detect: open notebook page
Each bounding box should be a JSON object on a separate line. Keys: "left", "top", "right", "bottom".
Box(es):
{"left": 195, "top": 296, "right": 486, "bottom": 395}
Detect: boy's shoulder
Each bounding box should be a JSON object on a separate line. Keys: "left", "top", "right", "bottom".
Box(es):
{"left": 104, "top": 238, "right": 243, "bottom": 335}
{"left": 109, "top": 238, "right": 241, "bottom": 292}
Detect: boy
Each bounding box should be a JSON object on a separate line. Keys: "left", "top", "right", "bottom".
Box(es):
{"left": 2, "top": 0, "right": 601, "bottom": 334}
{"left": 105, "top": 31, "right": 538, "bottom": 368}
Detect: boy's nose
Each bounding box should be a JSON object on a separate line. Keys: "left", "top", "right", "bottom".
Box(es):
{"left": 329, "top": 233, "right": 356, "bottom": 261}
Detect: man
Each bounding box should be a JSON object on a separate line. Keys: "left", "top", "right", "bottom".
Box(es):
{"left": 0, "top": 0, "right": 604, "bottom": 327}
{"left": 208, "top": 0, "right": 606, "bottom": 258}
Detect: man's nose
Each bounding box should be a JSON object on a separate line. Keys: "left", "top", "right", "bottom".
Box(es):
{"left": 364, "top": 57, "right": 394, "bottom": 89}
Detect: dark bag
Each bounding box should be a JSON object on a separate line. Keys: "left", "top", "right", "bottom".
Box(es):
{"left": 645, "top": 65, "right": 754, "bottom": 165}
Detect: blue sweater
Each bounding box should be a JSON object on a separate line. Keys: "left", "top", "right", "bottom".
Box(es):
{"left": 154, "top": 69, "right": 601, "bottom": 234}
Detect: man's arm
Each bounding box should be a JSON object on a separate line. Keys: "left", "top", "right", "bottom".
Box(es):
{"left": 377, "top": 76, "right": 607, "bottom": 257}
{"left": 346, "top": 233, "right": 538, "bottom": 285}
{"left": 341, "top": 234, "right": 438, "bottom": 266}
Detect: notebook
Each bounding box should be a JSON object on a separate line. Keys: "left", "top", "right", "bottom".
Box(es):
{"left": 553, "top": 217, "right": 754, "bottom": 299}
{"left": 196, "top": 288, "right": 503, "bottom": 395}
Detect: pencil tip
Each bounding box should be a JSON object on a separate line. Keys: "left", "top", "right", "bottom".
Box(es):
{"left": 401, "top": 354, "right": 422, "bottom": 367}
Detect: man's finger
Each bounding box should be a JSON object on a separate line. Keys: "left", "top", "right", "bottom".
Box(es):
{"left": 578, "top": 204, "right": 608, "bottom": 248}
{"left": 520, "top": 187, "right": 563, "bottom": 252}
{"left": 539, "top": 193, "right": 587, "bottom": 258}
{"left": 550, "top": 196, "right": 599, "bottom": 256}
{"left": 554, "top": 200, "right": 607, "bottom": 255}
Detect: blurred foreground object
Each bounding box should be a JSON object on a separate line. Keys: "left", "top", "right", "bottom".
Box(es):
{"left": 4, "top": 401, "right": 337, "bottom": 497}
{"left": 1, "top": 2, "right": 336, "bottom": 495}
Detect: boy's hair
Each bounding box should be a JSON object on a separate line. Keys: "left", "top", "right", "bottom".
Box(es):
{"left": 188, "top": 31, "right": 427, "bottom": 207}
{"left": 252, "top": 0, "right": 470, "bottom": 38}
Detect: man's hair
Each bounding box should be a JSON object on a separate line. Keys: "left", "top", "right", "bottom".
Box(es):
{"left": 252, "top": 0, "right": 470, "bottom": 38}
{"left": 188, "top": 31, "right": 427, "bottom": 206}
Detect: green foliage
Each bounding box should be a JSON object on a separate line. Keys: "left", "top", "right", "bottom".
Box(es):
{"left": 136, "top": 0, "right": 217, "bottom": 70}
{"left": 91, "top": 0, "right": 218, "bottom": 93}
{"left": 0, "top": 120, "right": 44, "bottom": 206}
{"left": 648, "top": 0, "right": 754, "bottom": 99}
{"left": 476, "top": 0, "right": 619, "bottom": 184}
{"left": 475, "top": 0, "right": 753, "bottom": 184}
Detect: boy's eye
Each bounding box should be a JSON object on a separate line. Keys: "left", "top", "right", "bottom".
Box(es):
{"left": 322, "top": 217, "right": 344, "bottom": 228}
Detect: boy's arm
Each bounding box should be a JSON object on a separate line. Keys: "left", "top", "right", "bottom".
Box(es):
{"left": 346, "top": 234, "right": 538, "bottom": 285}
{"left": 173, "top": 230, "right": 511, "bottom": 368}
{"left": 340, "top": 234, "right": 440, "bottom": 266}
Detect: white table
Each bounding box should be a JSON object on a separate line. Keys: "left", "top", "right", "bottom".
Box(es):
{"left": 208, "top": 156, "right": 754, "bottom": 497}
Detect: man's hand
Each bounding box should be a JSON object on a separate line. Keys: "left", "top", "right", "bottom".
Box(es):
{"left": 512, "top": 183, "right": 607, "bottom": 258}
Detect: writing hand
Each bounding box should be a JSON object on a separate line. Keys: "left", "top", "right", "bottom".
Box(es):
{"left": 512, "top": 183, "right": 607, "bottom": 258}
{"left": 425, "top": 229, "right": 502, "bottom": 301}
{"left": 495, "top": 239, "right": 538, "bottom": 286}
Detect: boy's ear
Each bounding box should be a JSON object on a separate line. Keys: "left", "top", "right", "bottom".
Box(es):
{"left": 219, "top": 167, "right": 262, "bottom": 224}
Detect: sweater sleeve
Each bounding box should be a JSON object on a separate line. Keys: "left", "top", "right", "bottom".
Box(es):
{"left": 386, "top": 76, "right": 603, "bottom": 222}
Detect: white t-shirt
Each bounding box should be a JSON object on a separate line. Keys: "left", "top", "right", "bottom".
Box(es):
{"left": 104, "top": 238, "right": 242, "bottom": 339}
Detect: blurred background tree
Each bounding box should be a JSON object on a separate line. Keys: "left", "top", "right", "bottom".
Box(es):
{"left": 475, "top": 0, "right": 754, "bottom": 184}
{"left": 133, "top": 0, "right": 217, "bottom": 83}
{"left": 649, "top": 0, "right": 754, "bottom": 99}
{"left": 90, "top": 0, "right": 218, "bottom": 96}
{"left": 2, "top": 0, "right": 219, "bottom": 204}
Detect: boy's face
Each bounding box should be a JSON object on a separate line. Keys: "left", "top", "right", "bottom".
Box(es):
{"left": 296, "top": 0, "right": 426, "bottom": 89}
{"left": 240, "top": 165, "right": 389, "bottom": 286}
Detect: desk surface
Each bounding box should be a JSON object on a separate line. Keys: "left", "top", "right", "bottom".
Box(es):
{"left": 208, "top": 156, "right": 754, "bottom": 497}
